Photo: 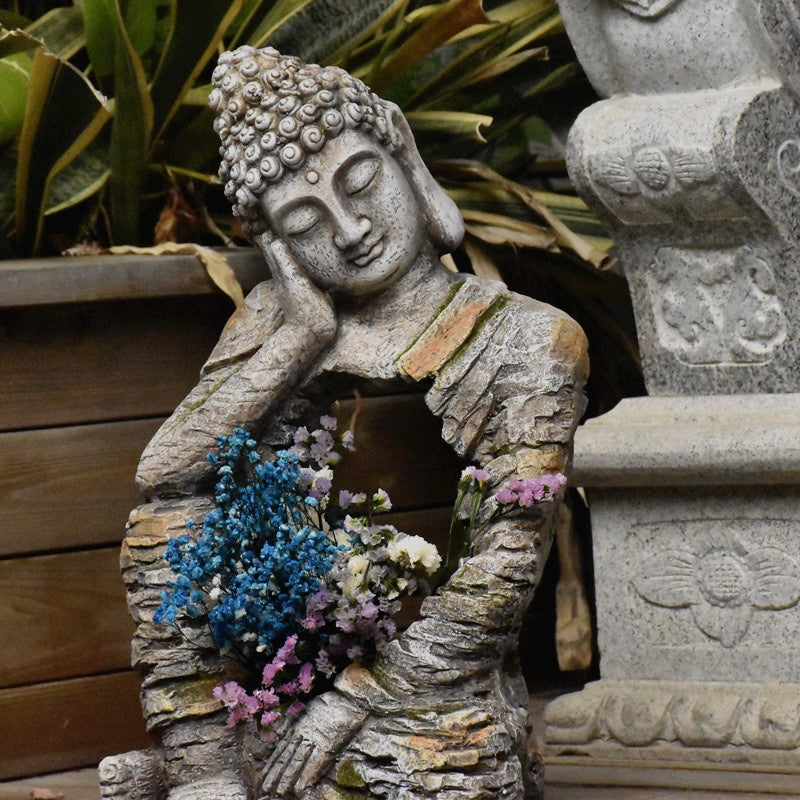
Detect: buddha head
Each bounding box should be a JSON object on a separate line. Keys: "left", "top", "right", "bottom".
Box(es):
{"left": 210, "top": 46, "right": 464, "bottom": 297}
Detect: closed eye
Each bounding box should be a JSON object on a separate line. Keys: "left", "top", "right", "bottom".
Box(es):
{"left": 342, "top": 157, "right": 380, "bottom": 195}
{"left": 282, "top": 204, "right": 320, "bottom": 236}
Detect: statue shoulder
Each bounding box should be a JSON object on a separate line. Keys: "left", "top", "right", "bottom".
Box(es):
{"left": 202, "top": 280, "right": 284, "bottom": 375}
{"left": 398, "top": 273, "right": 586, "bottom": 382}
{"left": 502, "top": 287, "right": 589, "bottom": 379}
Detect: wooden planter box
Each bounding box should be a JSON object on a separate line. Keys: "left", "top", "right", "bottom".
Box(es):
{"left": 0, "top": 252, "right": 562, "bottom": 780}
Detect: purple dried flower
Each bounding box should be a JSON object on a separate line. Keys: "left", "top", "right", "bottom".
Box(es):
{"left": 496, "top": 488, "right": 517, "bottom": 504}
{"left": 262, "top": 659, "right": 284, "bottom": 686}
{"left": 461, "top": 465, "right": 490, "bottom": 483}
{"left": 319, "top": 415, "right": 337, "bottom": 431}
{"left": 298, "top": 662, "right": 314, "bottom": 692}
{"left": 260, "top": 710, "right": 280, "bottom": 727}
{"left": 286, "top": 699, "right": 305, "bottom": 717}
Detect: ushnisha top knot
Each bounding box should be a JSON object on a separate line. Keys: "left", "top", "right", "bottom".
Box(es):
{"left": 210, "top": 46, "right": 398, "bottom": 236}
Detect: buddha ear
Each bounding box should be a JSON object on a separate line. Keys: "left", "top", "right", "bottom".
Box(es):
{"left": 385, "top": 102, "right": 464, "bottom": 254}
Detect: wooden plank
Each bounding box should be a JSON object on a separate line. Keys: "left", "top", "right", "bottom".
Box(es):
{"left": 0, "top": 407, "right": 461, "bottom": 557}
{"left": 0, "top": 768, "right": 101, "bottom": 800}
{"left": 0, "top": 767, "right": 788, "bottom": 800}
{"left": 333, "top": 394, "right": 466, "bottom": 512}
{"left": 0, "top": 250, "right": 265, "bottom": 308}
{"left": 0, "top": 295, "right": 231, "bottom": 431}
{"left": 0, "top": 548, "right": 133, "bottom": 689}
{"left": 0, "top": 672, "right": 150, "bottom": 781}
{"left": 0, "top": 419, "right": 162, "bottom": 557}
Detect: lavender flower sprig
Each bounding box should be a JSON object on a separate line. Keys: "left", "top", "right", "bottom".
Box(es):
{"left": 446, "top": 466, "right": 568, "bottom": 573}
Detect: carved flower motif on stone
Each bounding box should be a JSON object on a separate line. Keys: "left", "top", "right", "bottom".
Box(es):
{"left": 632, "top": 533, "right": 800, "bottom": 647}
{"left": 595, "top": 146, "right": 714, "bottom": 197}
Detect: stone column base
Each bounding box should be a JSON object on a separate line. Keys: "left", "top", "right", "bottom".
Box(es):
{"left": 545, "top": 680, "right": 800, "bottom": 767}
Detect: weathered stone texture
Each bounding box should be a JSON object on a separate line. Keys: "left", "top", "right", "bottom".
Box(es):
{"left": 558, "top": 0, "right": 800, "bottom": 395}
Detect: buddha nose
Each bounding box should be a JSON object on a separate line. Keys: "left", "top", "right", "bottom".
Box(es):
{"left": 332, "top": 212, "right": 371, "bottom": 251}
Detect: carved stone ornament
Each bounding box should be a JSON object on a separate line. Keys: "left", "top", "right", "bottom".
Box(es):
{"left": 545, "top": 679, "right": 800, "bottom": 755}
{"left": 99, "top": 46, "right": 588, "bottom": 800}
{"left": 646, "top": 247, "right": 788, "bottom": 367}
{"left": 632, "top": 531, "right": 800, "bottom": 648}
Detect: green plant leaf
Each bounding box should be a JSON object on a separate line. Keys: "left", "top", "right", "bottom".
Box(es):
{"left": 149, "top": 0, "right": 244, "bottom": 143}
{"left": 440, "top": 159, "right": 608, "bottom": 267}
{"left": 0, "top": 11, "right": 31, "bottom": 29}
{"left": 266, "top": 0, "right": 396, "bottom": 64}
{"left": 492, "top": 5, "right": 563, "bottom": 62}
{"left": 247, "top": 0, "right": 316, "bottom": 49}
{"left": 124, "top": 0, "right": 159, "bottom": 56}
{"left": 461, "top": 235, "right": 502, "bottom": 280}
{"left": 522, "top": 60, "right": 580, "bottom": 100}
{"left": 463, "top": 210, "right": 555, "bottom": 248}
{"left": 227, "top": 0, "right": 273, "bottom": 47}
{"left": 368, "top": 0, "right": 490, "bottom": 92}
{"left": 14, "top": 38, "right": 111, "bottom": 254}
{"left": 328, "top": 0, "right": 408, "bottom": 66}
{"left": 0, "top": 50, "right": 31, "bottom": 144}
{"left": 80, "top": 0, "right": 116, "bottom": 77}
{"left": 45, "top": 140, "right": 110, "bottom": 215}
{"left": 107, "top": 0, "right": 154, "bottom": 244}
{"left": 420, "top": 46, "right": 547, "bottom": 109}
{"left": 406, "top": 110, "right": 493, "bottom": 142}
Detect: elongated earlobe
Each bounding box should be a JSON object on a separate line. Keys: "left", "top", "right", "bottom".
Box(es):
{"left": 386, "top": 103, "right": 465, "bottom": 254}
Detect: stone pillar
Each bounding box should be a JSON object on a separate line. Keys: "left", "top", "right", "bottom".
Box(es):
{"left": 545, "top": 0, "right": 800, "bottom": 786}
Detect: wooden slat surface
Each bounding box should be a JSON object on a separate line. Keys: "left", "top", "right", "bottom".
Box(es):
{"left": 0, "top": 768, "right": 100, "bottom": 800}
{"left": 0, "top": 547, "right": 133, "bottom": 689}
{"left": 0, "top": 250, "right": 265, "bottom": 308}
{"left": 0, "top": 419, "right": 162, "bottom": 557}
{"left": 0, "top": 671, "right": 150, "bottom": 781}
{"left": 0, "top": 295, "right": 231, "bottom": 431}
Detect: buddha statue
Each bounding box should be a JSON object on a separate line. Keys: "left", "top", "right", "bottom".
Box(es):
{"left": 100, "top": 46, "right": 588, "bottom": 800}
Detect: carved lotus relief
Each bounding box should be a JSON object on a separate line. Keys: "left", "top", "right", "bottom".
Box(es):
{"left": 632, "top": 532, "right": 800, "bottom": 647}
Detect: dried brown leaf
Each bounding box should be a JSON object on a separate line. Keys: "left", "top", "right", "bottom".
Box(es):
{"left": 108, "top": 242, "right": 244, "bottom": 308}
{"left": 462, "top": 236, "right": 503, "bottom": 281}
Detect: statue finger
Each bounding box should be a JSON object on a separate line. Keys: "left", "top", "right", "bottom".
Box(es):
{"left": 294, "top": 744, "right": 336, "bottom": 793}
{"left": 275, "top": 738, "right": 315, "bottom": 794}
{"left": 261, "top": 733, "right": 305, "bottom": 793}
{"left": 264, "top": 238, "right": 335, "bottom": 334}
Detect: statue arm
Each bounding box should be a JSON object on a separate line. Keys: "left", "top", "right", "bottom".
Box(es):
{"left": 137, "top": 240, "right": 337, "bottom": 498}
{"left": 136, "top": 321, "right": 331, "bottom": 497}
{"left": 391, "top": 298, "right": 589, "bottom": 684}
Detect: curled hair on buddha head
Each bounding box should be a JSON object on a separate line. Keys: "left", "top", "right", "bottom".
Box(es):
{"left": 209, "top": 46, "right": 400, "bottom": 237}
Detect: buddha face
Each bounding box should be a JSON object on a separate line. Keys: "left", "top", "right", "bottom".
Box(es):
{"left": 261, "top": 129, "right": 426, "bottom": 297}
